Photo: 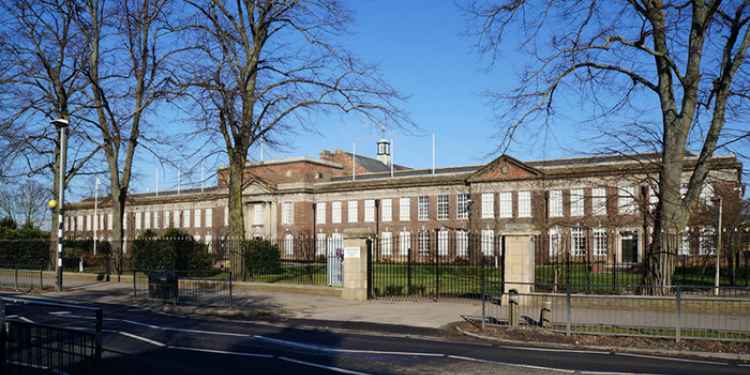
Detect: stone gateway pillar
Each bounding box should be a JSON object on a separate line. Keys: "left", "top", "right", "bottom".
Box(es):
{"left": 503, "top": 232, "right": 536, "bottom": 294}
{"left": 341, "top": 236, "right": 368, "bottom": 301}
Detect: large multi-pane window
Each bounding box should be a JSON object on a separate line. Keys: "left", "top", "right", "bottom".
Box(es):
{"left": 348, "top": 200, "right": 358, "bottom": 223}
{"left": 364, "top": 200, "right": 375, "bottom": 223}
{"left": 194, "top": 209, "right": 202, "bottom": 228}
{"left": 144, "top": 211, "right": 151, "bottom": 229}
{"left": 381, "top": 199, "right": 392, "bottom": 222}
{"left": 332, "top": 201, "right": 342, "bottom": 223}
{"left": 418, "top": 196, "right": 429, "bottom": 221}
{"left": 499, "top": 192, "right": 512, "bottom": 218}
{"left": 648, "top": 186, "right": 659, "bottom": 211}
{"left": 549, "top": 190, "right": 562, "bottom": 217}
{"left": 135, "top": 213, "right": 141, "bottom": 230}
{"left": 399, "top": 231, "right": 411, "bottom": 255}
{"left": 456, "top": 230, "right": 468, "bottom": 257}
{"left": 549, "top": 228, "right": 561, "bottom": 257}
{"left": 381, "top": 232, "right": 392, "bottom": 256}
{"left": 593, "top": 228, "right": 608, "bottom": 256}
{"left": 154, "top": 211, "right": 161, "bottom": 229}
{"left": 437, "top": 194, "right": 449, "bottom": 220}
{"left": 205, "top": 209, "right": 212, "bottom": 228}
{"left": 438, "top": 230, "right": 448, "bottom": 256}
{"left": 316, "top": 233, "right": 326, "bottom": 256}
{"left": 571, "top": 227, "right": 586, "bottom": 256}
{"left": 679, "top": 228, "right": 690, "bottom": 255}
{"left": 700, "top": 183, "right": 714, "bottom": 206}
{"left": 182, "top": 209, "right": 190, "bottom": 228}
{"left": 418, "top": 231, "right": 430, "bottom": 255}
{"left": 315, "top": 202, "right": 326, "bottom": 224}
{"left": 481, "top": 229, "right": 494, "bottom": 256}
{"left": 253, "top": 204, "right": 264, "bottom": 225}
{"left": 457, "top": 193, "right": 470, "bottom": 219}
{"left": 618, "top": 185, "right": 636, "bottom": 214}
{"left": 164, "top": 211, "right": 170, "bottom": 228}
{"left": 481, "top": 193, "right": 494, "bottom": 219}
{"left": 592, "top": 187, "right": 607, "bottom": 216}
{"left": 224, "top": 206, "right": 229, "bottom": 226}
{"left": 399, "top": 198, "right": 411, "bottom": 221}
{"left": 518, "top": 191, "right": 531, "bottom": 218}
{"left": 284, "top": 233, "right": 294, "bottom": 256}
{"left": 570, "top": 189, "right": 584, "bottom": 217}
{"left": 699, "top": 226, "right": 716, "bottom": 255}
{"left": 282, "top": 202, "right": 293, "bottom": 225}
{"left": 108, "top": 213, "right": 113, "bottom": 230}
{"left": 77, "top": 215, "right": 83, "bottom": 231}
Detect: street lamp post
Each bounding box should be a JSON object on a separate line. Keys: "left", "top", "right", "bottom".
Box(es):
{"left": 713, "top": 196, "right": 723, "bottom": 296}
{"left": 52, "top": 118, "right": 69, "bottom": 292}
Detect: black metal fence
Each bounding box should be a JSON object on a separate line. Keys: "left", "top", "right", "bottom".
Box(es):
{"left": 0, "top": 262, "right": 45, "bottom": 291}
{"left": 133, "top": 270, "right": 233, "bottom": 307}
{"left": 1, "top": 296, "right": 103, "bottom": 374}
{"left": 368, "top": 232, "right": 505, "bottom": 301}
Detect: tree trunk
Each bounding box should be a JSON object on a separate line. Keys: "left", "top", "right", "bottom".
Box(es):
{"left": 109, "top": 182, "right": 125, "bottom": 278}
{"left": 48, "top": 147, "right": 62, "bottom": 271}
{"left": 228, "top": 156, "right": 245, "bottom": 240}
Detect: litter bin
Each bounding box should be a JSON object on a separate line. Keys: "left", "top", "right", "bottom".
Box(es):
{"left": 148, "top": 271, "right": 178, "bottom": 301}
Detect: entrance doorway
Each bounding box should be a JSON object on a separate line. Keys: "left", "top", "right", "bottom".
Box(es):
{"left": 620, "top": 231, "right": 639, "bottom": 263}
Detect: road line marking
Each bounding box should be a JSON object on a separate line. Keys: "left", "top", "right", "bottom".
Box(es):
{"left": 738, "top": 363, "right": 750, "bottom": 367}
{"left": 617, "top": 352, "right": 727, "bottom": 366}
{"left": 121, "top": 319, "right": 251, "bottom": 337}
{"left": 278, "top": 356, "right": 370, "bottom": 375}
{"left": 169, "top": 346, "right": 274, "bottom": 358}
{"left": 255, "top": 335, "right": 443, "bottom": 357}
{"left": 112, "top": 330, "right": 166, "bottom": 347}
{"left": 499, "top": 345, "right": 609, "bottom": 355}
{"left": 7, "top": 360, "right": 72, "bottom": 375}
{"left": 18, "top": 316, "right": 34, "bottom": 323}
{"left": 446, "top": 355, "right": 576, "bottom": 373}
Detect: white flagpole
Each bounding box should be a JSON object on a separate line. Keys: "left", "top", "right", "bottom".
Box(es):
{"left": 390, "top": 138, "right": 394, "bottom": 178}
{"left": 432, "top": 133, "right": 436, "bottom": 175}
{"left": 352, "top": 143, "right": 356, "bottom": 181}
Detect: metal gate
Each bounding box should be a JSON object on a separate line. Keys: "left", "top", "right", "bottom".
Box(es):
{"left": 367, "top": 231, "right": 504, "bottom": 301}
{"left": 327, "top": 234, "right": 344, "bottom": 287}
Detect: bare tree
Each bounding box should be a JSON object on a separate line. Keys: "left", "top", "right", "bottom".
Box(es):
{"left": 0, "top": 0, "right": 102, "bottom": 266}
{"left": 180, "top": 0, "right": 410, "bottom": 239}
{"left": 464, "top": 1, "right": 750, "bottom": 292}
{"left": 75, "top": 0, "right": 181, "bottom": 272}
{"left": 0, "top": 180, "right": 51, "bottom": 228}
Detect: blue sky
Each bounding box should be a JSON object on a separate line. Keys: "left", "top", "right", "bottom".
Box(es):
{"left": 118, "top": 1, "right": 589, "bottom": 196}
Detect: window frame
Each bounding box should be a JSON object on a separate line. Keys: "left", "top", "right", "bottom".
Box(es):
{"left": 399, "top": 198, "right": 411, "bottom": 222}
{"left": 457, "top": 193, "right": 469, "bottom": 219}
{"left": 481, "top": 193, "right": 494, "bottom": 219}
{"left": 381, "top": 199, "right": 392, "bottom": 222}
{"left": 570, "top": 188, "right": 584, "bottom": 217}
{"left": 549, "top": 190, "right": 563, "bottom": 218}
{"left": 364, "top": 199, "right": 375, "bottom": 223}
{"left": 499, "top": 191, "right": 512, "bottom": 218}
{"left": 332, "top": 201, "right": 342, "bottom": 224}
{"left": 347, "top": 200, "right": 358, "bottom": 223}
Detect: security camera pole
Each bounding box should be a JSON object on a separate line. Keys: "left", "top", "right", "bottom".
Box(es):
{"left": 52, "top": 118, "right": 69, "bottom": 292}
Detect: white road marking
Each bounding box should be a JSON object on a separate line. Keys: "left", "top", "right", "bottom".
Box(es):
{"left": 738, "top": 363, "right": 750, "bottom": 367}
{"left": 499, "top": 344, "right": 610, "bottom": 355}
{"left": 18, "top": 316, "right": 35, "bottom": 323}
{"left": 169, "top": 346, "right": 274, "bottom": 358}
{"left": 255, "top": 335, "right": 444, "bottom": 357}
{"left": 49, "top": 311, "right": 71, "bottom": 316}
{"left": 278, "top": 356, "right": 371, "bottom": 375}
{"left": 121, "top": 319, "right": 251, "bottom": 337}
{"left": 112, "top": 330, "right": 166, "bottom": 347}
{"left": 7, "top": 360, "right": 71, "bottom": 375}
{"left": 617, "top": 352, "right": 728, "bottom": 366}
{"left": 446, "top": 354, "right": 575, "bottom": 373}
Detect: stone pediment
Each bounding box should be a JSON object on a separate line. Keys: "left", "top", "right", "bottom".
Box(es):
{"left": 467, "top": 155, "right": 543, "bottom": 182}
{"left": 242, "top": 176, "right": 276, "bottom": 195}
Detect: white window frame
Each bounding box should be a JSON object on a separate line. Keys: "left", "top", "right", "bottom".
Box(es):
{"left": 700, "top": 183, "right": 714, "bottom": 206}
{"left": 456, "top": 230, "right": 468, "bottom": 257}
{"left": 284, "top": 233, "right": 294, "bottom": 256}
{"left": 481, "top": 229, "right": 494, "bottom": 256}
{"left": 144, "top": 211, "right": 151, "bottom": 229}
{"left": 679, "top": 228, "right": 690, "bottom": 256}
{"left": 381, "top": 232, "right": 392, "bottom": 256}
{"left": 253, "top": 204, "right": 264, "bottom": 226}
{"left": 571, "top": 227, "right": 586, "bottom": 256}
{"left": 381, "top": 199, "right": 392, "bottom": 222}
{"left": 364, "top": 200, "right": 375, "bottom": 223}
{"left": 549, "top": 228, "right": 561, "bottom": 257}
{"left": 154, "top": 211, "right": 160, "bottom": 229}
{"left": 173, "top": 210, "right": 180, "bottom": 228}
{"left": 699, "top": 226, "right": 715, "bottom": 255}
{"left": 593, "top": 228, "right": 608, "bottom": 256}
{"left": 549, "top": 190, "right": 562, "bottom": 218}
{"left": 347, "top": 200, "right": 358, "bottom": 223}
{"left": 224, "top": 206, "right": 229, "bottom": 226}
{"left": 194, "top": 209, "right": 202, "bottom": 228}
{"left": 282, "top": 202, "right": 293, "bottom": 225}
{"left": 481, "top": 193, "right": 494, "bottom": 219}
{"left": 182, "top": 209, "right": 190, "bottom": 228}
{"left": 205, "top": 209, "right": 213, "bottom": 228}
{"left": 618, "top": 185, "right": 636, "bottom": 215}
{"left": 316, "top": 202, "right": 326, "bottom": 224}
{"left": 457, "top": 193, "right": 469, "bottom": 219}
{"left": 437, "top": 194, "right": 449, "bottom": 220}
{"left": 418, "top": 231, "right": 430, "bottom": 255}
{"left": 316, "top": 233, "right": 326, "bottom": 256}
{"left": 332, "top": 201, "right": 342, "bottom": 224}
{"left": 570, "top": 189, "right": 584, "bottom": 217}
{"left": 418, "top": 196, "right": 429, "bottom": 221}
{"left": 399, "top": 231, "right": 411, "bottom": 256}
{"left": 107, "top": 213, "right": 113, "bottom": 230}
{"left": 135, "top": 212, "right": 141, "bottom": 230}
{"left": 648, "top": 186, "right": 659, "bottom": 211}
{"left": 438, "top": 230, "right": 448, "bottom": 256}
{"left": 518, "top": 191, "right": 531, "bottom": 218}
{"left": 205, "top": 234, "right": 213, "bottom": 254}
{"left": 592, "top": 187, "right": 607, "bottom": 216}
{"left": 164, "top": 211, "right": 171, "bottom": 228}
{"left": 499, "top": 192, "right": 512, "bottom": 218}
{"left": 399, "top": 198, "right": 411, "bottom": 221}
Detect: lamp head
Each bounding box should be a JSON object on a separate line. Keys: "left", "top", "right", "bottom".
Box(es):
{"left": 51, "top": 118, "right": 69, "bottom": 129}
{"left": 48, "top": 199, "right": 58, "bottom": 210}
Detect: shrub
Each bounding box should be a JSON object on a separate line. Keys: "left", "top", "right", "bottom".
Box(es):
{"left": 242, "top": 239, "right": 281, "bottom": 276}
{"left": 132, "top": 229, "right": 214, "bottom": 274}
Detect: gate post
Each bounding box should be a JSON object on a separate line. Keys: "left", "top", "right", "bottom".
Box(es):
{"left": 342, "top": 234, "right": 369, "bottom": 301}
{"left": 503, "top": 232, "right": 537, "bottom": 295}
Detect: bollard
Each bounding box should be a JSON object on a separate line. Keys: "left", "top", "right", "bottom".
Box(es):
{"left": 508, "top": 291, "right": 519, "bottom": 328}
{"left": 540, "top": 299, "right": 552, "bottom": 328}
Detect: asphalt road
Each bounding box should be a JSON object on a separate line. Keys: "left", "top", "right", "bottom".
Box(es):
{"left": 3, "top": 295, "right": 749, "bottom": 375}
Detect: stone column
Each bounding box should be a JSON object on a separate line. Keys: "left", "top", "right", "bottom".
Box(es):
{"left": 341, "top": 233, "right": 369, "bottom": 301}
{"left": 503, "top": 232, "right": 536, "bottom": 294}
